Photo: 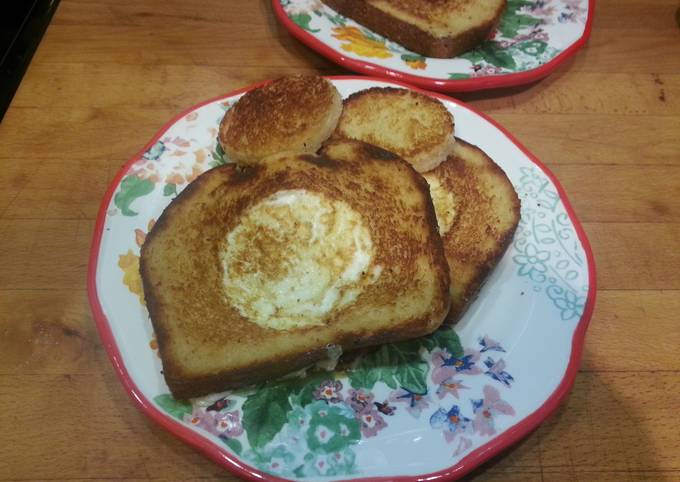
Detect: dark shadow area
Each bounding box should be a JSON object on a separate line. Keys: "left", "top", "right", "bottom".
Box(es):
{"left": 0, "top": 0, "right": 60, "bottom": 121}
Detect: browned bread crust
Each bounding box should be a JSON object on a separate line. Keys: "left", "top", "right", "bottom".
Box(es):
{"left": 423, "top": 138, "right": 520, "bottom": 322}
{"left": 322, "top": 0, "right": 506, "bottom": 58}
{"left": 333, "top": 87, "right": 455, "bottom": 173}
{"left": 218, "top": 75, "right": 342, "bottom": 165}
{"left": 141, "top": 139, "right": 450, "bottom": 399}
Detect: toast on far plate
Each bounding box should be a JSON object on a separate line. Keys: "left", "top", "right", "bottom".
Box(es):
{"left": 218, "top": 75, "right": 342, "bottom": 165}
{"left": 322, "top": 0, "right": 507, "bottom": 58}
{"left": 333, "top": 87, "right": 456, "bottom": 172}
{"left": 140, "top": 138, "right": 450, "bottom": 399}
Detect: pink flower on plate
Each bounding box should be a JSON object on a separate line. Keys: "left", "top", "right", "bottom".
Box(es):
{"left": 347, "top": 388, "right": 374, "bottom": 414}
{"left": 525, "top": 0, "right": 556, "bottom": 18}
{"left": 432, "top": 349, "right": 482, "bottom": 385}
{"left": 164, "top": 136, "right": 191, "bottom": 148}
{"left": 479, "top": 336, "right": 505, "bottom": 353}
{"left": 127, "top": 165, "right": 160, "bottom": 183}
{"left": 313, "top": 380, "right": 343, "bottom": 404}
{"left": 214, "top": 411, "right": 244, "bottom": 438}
{"left": 471, "top": 385, "right": 516, "bottom": 436}
{"left": 185, "top": 408, "right": 217, "bottom": 434}
{"left": 430, "top": 404, "right": 472, "bottom": 443}
{"left": 185, "top": 408, "right": 244, "bottom": 439}
{"left": 286, "top": 0, "right": 322, "bottom": 14}
{"left": 436, "top": 377, "right": 469, "bottom": 400}
{"left": 559, "top": 0, "right": 588, "bottom": 23}
{"left": 470, "top": 65, "right": 505, "bottom": 78}
{"left": 531, "top": 29, "right": 550, "bottom": 42}
{"left": 453, "top": 436, "right": 473, "bottom": 456}
{"left": 358, "top": 408, "right": 387, "bottom": 438}
{"left": 389, "top": 388, "right": 430, "bottom": 418}
{"left": 484, "top": 357, "right": 514, "bottom": 387}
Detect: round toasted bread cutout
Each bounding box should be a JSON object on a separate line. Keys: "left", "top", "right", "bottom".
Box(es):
{"left": 218, "top": 75, "right": 342, "bottom": 165}
{"left": 334, "top": 87, "right": 455, "bottom": 172}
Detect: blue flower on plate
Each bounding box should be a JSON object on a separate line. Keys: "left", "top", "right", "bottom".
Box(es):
{"left": 143, "top": 140, "right": 167, "bottom": 161}
{"left": 519, "top": 166, "right": 547, "bottom": 190}
{"left": 441, "top": 354, "right": 476, "bottom": 372}
{"left": 479, "top": 336, "right": 505, "bottom": 353}
{"left": 430, "top": 405, "right": 472, "bottom": 443}
{"left": 389, "top": 387, "right": 430, "bottom": 418}
{"left": 513, "top": 243, "right": 550, "bottom": 282}
{"left": 483, "top": 357, "right": 514, "bottom": 387}
{"left": 547, "top": 286, "right": 586, "bottom": 320}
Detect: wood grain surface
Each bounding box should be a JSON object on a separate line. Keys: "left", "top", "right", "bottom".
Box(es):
{"left": 1, "top": 0, "right": 679, "bottom": 480}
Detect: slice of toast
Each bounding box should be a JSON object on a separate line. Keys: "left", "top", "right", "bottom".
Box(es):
{"left": 322, "top": 0, "right": 507, "bottom": 58}
{"left": 333, "top": 87, "right": 455, "bottom": 172}
{"left": 140, "top": 139, "right": 450, "bottom": 399}
{"left": 423, "top": 138, "right": 520, "bottom": 322}
{"left": 218, "top": 75, "right": 342, "bottom": 165}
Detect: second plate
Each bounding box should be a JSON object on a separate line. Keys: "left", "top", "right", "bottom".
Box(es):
{"left": 273, "top": 0, "right": 594, "bottom": 92}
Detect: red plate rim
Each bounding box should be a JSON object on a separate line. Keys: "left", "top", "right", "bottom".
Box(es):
{"left": 271, "top": 0, "right": 596, "bottom": 93}
{"left": 88, "top": 76, "right": 597, "bottom": 482}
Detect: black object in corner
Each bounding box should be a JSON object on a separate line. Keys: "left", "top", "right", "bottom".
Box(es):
{"left": 0, "top": 0, "right": 60, "bottom": 121}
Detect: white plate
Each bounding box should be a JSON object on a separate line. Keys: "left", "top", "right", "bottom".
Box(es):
{"left": 273, "top": 0, "right": 594, "bottom": 92}
{"left": 89, "top": 77, "right": 595, "bottom": 481}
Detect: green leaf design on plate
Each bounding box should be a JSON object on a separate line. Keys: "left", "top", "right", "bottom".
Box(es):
{"left": 223, "top": 437, "right": 243, "bottom": 455}
{"left": 349, "top": 340, "right": 429, "bottom": 393}
{"left": 306, "top": 402, "right": 361, "bottom": 454}
{"left": 462, "top": 42, "right": 517, "bottom": 70}
{"left": 163, "top": 183, "right": 177, "bottom": 196}
{"left": 210, "top": 142, "right": 228, "bottom": 168}
{"left": 421, "top": 327, "right": 464, "bottom": 357}
{"left": 293, "top": 465, "right": 306, "bottom": 478}
{"left": 348, "top": 361, "right": 381, "bottom": 390}
{"left": 241, "top": 374, "right": 327, "bottom": 451}
{"left": 323, "top": 12, "right": 347, "bottom": 26}
{"left": 290, "top": 372, "right": 329, "bottom": 407}
{"left": 448, "top": 73, "right": 471, "bottom": 80}
{"left": 114, "top": 175, "right": 155, "bottom": 216}
{"left": 290, "top": 13, "right": 320, "bottom": 33}
{"left": 154, "top": 394, "right": 191, "bottom": 420}
{"left": 518, "top": 39, "right": 548, "bottom": 55}
{"left": 242, "top": 384, "right": 292, "bottom": 450}
{"left": 498, "top": 0, "right": 541, "bottom": 38}
{"left": 400, "top": 53, "right": 425, "bottom": 62}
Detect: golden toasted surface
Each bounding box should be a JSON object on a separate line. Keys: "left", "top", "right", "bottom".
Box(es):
{"left": 322, "top": 0, "right": 506, "bottom": 57}
{"left": 333, "top": 87, "right": 455, "bottom": 172}
{"left": 218, "top": 75, "right": 342, "bottom": 165}
{"left": 140, "top": 139, "right": 450, "bottom": 398}
{"left": 423, "top": 138, "right": 520, "bottom": 321}
{"left": 370, "top": 0, "right": 506, "bottom": 37}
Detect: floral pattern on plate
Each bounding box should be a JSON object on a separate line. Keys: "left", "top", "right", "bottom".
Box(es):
{"left": 154, "top": 332, "right": 517, "bottom": 478}
{"left": 276, "top": 0, "right": 590, "bottom": 88}
{"left": 93, "top": 78, "right": 594, "bottom": 481}
{"left": 512, "top": 166, "right": 588, "bottom": 320}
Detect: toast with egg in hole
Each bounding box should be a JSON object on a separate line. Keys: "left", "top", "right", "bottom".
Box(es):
{"left": 424, "top": 138, "right": 520, "bottom": 322}
{"left": 218, "top": 75, "right": 342, "bottom": 165}
{"left": 332, "top": 87, "right": 455, "bottom": 173}
{"left": 321, "top": 0, "right": 507, "bottom": 58}
{"left": 140, "top": 139, "right": 450, "bottom": 399}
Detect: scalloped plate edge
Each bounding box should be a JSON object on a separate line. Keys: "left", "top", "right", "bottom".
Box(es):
{"left": 88, "top": 76, "right": 596, "bottom": 482}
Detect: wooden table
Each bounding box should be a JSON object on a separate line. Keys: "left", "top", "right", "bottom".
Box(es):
{"left": 1, "top": 0, "right": 679, "bottom": 480}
